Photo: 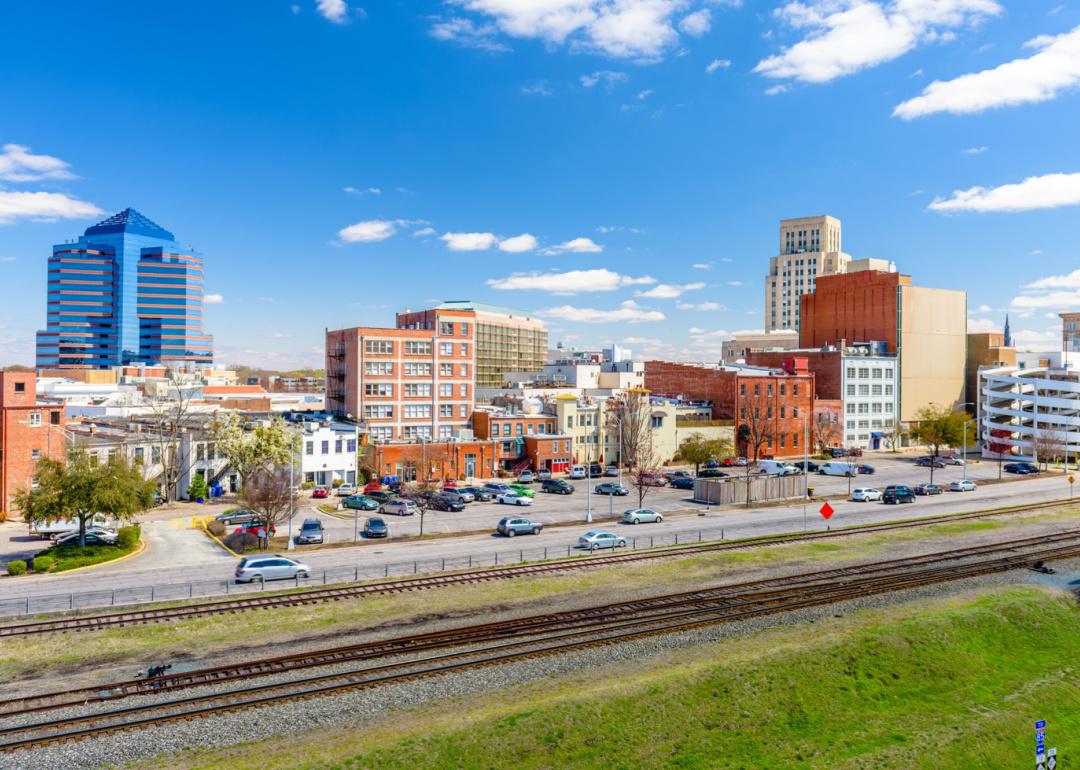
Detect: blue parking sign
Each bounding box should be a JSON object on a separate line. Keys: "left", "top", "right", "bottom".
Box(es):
{"left": 1036, "top": 721, "right": 1047, "bottom": 729}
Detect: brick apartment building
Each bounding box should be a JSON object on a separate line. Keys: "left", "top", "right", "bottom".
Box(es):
{"left": 472, "top": 410, "right": 558, "bottom": 440}
{"left": 326, "top": 308, "right": 476, "bottom": 443}
{"left": 0, "top": 372, "right": 67, "bottom": 515}
{"left": 644, "top": 360, "right": 815, "bottom": 459}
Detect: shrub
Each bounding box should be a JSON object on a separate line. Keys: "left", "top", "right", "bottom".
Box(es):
{"left": 6, "top": 560, "right": 27, "bottom": 576}
{"left": 301, "top": 481, "right": 315, "bottom": 490}
{"left": 223, "top": 531, "right": 263, "bottom": 552}
{"left": 187, "top": 474, "right": 209, "bottom": 501}
{"left": 117, "top": 524, "right": 141, "bottom": 550}
{"left": 206, "top": 520, "right": 226, "bottom": 537}
{"left": 32, "top": 556, "right": 54, "bottom": 573}
{"left": 0, "top": 510, "right": 7, "bottom": 523}
{"left": 331, "top": 478, "right": 343, "bottom": 488}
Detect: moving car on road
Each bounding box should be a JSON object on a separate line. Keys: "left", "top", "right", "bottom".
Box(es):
{"left": 621, "top": 508, "right": 663, "bottom": 524}
{"left": 882, "top": 485, "right": 916, "bottom": 504}
{"left": 578, "top": 530, "right": 628, "bottom": 551}
{"left": 296, "top": 518, "right": 324, "bottom": 544}
{"left": 542, "top": 479, "right": 575, "bottom": 495}
{"left": 818, "top": 462, "right": 857, "bottom": 477}
{"left": 362, "top": 517, "right": 388, "bottom": 538}
{"left": 235, "top": 555, "right": 311, "bottom": 583}
{"left": 949, "top": 479, "right": 977, "bottom": 492}
{"left": 497, "top": 517, "right": 543, "bottom": 537}
{"left": 496, "top": 491, "right": 533, "bottom": 506}
{"left": 1004, "top": 462, "right": 1039, "bottom": 474}
{"left": 851, "top": 488, "right": 881, "bottom": 502}
{"left": 344, "top": 495, "right": 379, "bottom": 511}
{"left": 914, "top": 483, "right": 943, "bottom": 496}
{"left": 595, "top": 482, "right": 629, "bottom": 496}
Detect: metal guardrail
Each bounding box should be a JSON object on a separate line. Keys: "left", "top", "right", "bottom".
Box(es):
{"left": 0, "top": 525, "right": 744, "bottom": 618}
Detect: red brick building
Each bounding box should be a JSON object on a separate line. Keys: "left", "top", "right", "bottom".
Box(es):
{"left": 799, "top": 271, "right": 904, "bottom": 350}
{"left": 745, "top": 349, "right": 843, "bottom": 400}
{"left": 472, "top": 410, "right": 558, "bottom": 440}
{"left": 644, "top": 360, "right": 815, "bottom": 459}
{"left": 0, "top": 372, "right": 66, "bottom": 515}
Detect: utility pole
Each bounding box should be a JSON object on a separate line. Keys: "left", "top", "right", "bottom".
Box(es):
{"left": 287, "top": 427, "right": 296, "bottom": 551}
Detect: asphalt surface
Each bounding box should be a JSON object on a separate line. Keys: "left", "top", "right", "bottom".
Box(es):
{"left": 0, "top": 452, "right": 1071, "bottom": 608}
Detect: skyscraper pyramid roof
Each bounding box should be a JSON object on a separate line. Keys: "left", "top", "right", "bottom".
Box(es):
{"left": 84, "top": 208, "right": 175, "bottom": 241}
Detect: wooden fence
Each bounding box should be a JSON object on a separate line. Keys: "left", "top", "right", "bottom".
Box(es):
{"left": 693, "top": 473, "right": 806, "bottom": 505}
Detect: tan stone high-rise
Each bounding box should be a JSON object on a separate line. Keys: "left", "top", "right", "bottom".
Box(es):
{"left": 764, "top": 215, "right": 889, "bottom": 332}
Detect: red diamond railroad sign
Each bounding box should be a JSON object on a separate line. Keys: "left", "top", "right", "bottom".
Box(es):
{"left": 819, "top": 502, "right": 834, "bottom": 520}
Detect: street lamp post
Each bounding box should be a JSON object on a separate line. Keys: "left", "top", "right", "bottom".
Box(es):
{"left": 585, "top": 411, "right": 594, "bottom": 524}
{"left": 959, "top": 401, "right": 974, "bottom": 481}
{"left": 287, "top": 433, "right": 296, "bottom": 551}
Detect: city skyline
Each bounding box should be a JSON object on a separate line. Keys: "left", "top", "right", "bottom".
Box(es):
{"left": 3, "top": 1, "right": 1080, "bottom": 368}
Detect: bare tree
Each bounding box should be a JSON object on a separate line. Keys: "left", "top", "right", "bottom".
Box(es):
{"left": 400, "top": 474, "right": 443, "bottom": 537}
{"left": 1031, "top": 429, "right": 1065, "bottom": 470}
{"left": 810, "top": 413, "right": 842, "bottom": 455}
{"left": 737, "top": 387, "right": 774, "bottom": 506}
{"left": 239, "top": 466, "right": 298, "bottom": 546}
{"left": 142, "top": 370, "right": 198, "bottom": 502}
{"left": 607, "top": 389, "right": 664, "bottom": 509}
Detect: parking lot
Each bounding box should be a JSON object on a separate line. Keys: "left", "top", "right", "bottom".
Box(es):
{"left": 295, "top": 451, "right": 1031, "bottom": 544}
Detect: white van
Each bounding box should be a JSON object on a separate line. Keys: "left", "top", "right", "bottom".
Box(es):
{"left": 757, "top": 460, "right": 800, "bottom": 476}
{"left": 818, "top": 461, "right": 857, "bottom": 477}
{"left": 568, "top": 465, "right": 587, "bottom": 480}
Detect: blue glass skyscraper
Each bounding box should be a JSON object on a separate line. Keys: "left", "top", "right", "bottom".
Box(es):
{"left": 35, "top": 208, "right": 213, "bottom": 369}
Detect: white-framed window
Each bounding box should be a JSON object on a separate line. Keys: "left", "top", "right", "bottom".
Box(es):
{"left": 404, "top": 362, "right": 432, "bottom": 376}
{"left": 857, "top": 403, "right": 869, "bottom": 414}
{"left": 31, "top": 448, "right": 41, "bottom": 459}
{"left": 460, "top": 343, "right": 468, "bottom": 356}
{"left": 459, "top": 364, "right": 467, "bottom": 377}
{"left": 364, "top": 340, "right": 393, "bottom": 355}
{"left": 365, "top": 362, "right": 393, "bottom": 376}
{"left": 440, "top": 363, "right": 453, "bottom": 377}
{"left": 459, "top": 383, "right": 467, "bottom": 397}
{"left": 871, "top": 369, "right": 882, "bottom": 379}
{"left": 364, "top": 383, "right": 393, "bottom": 397}
{"left": 403, "top": 404, "right": 432, "bottom": 419}
{"left": 439, "top": 383, "right": 453, "bottom": 397}
{"left": 846, "top": 367, "right": 856, "bottom": 378}
{"left": 846, "top": 403, "right": 856, "bottom": 414}
{"left": 364, "top": 405, "right": 394, "bottom": 419}
{"left": 460, "top": 404, "right": 467, "bottom": 417}
{"left": 440, "top": 342, "right": 453, "bottom": 355}
{"left": 871, "top": 403, "right": 882, "bottom": 413}
{"left": 858, "top": 384, "right": 869, "bottom": 396}
{"left": 404, "top": 383, "right": 431, "bottom": 397}
{"left": 885, "top": 403, "right": 893, "bottom": 413}
{"left": 885, "top": 385, "right": 893, "bottom": 395}
{"left": 871, "top": 384, "right": 882, "bottom": 396}
{"left": 439, "top": 322, "right": 454, "bottom": 335}
{"left": 404, "top": 341, "right": 432, "bottom": 355}
{"left": 371, "top": 426, "right": 393, "bottom": 442}
{"left": 27, "top": 413, "right": 41, "bottom": 427}
{"left": 858, "top": 368, "right": 869, "bottom": 378}
{"left": 439, "top": 425, "right": 454, "bottom": 438}
{"left": 402, "top": 425, "right": 432, "bottom": 440}
{"left": 846, "top": 385, "right": 855, "bottom": 396}
{"left": 440, "top": 404, "right": 453, "bottom": 417}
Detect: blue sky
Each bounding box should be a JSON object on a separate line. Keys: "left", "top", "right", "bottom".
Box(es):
{"left": 2, "top": 0, "right": 1080, "bottom": 368}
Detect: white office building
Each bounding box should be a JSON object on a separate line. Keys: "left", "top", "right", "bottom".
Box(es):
{"left": 298, "top": 420, "right": 361, "bottom": 486}
{"left": 842, "top": 354, "right": 899, "bottom": 448}
{"left": 979, "top": 364, "right": 1080, "bottom": 462}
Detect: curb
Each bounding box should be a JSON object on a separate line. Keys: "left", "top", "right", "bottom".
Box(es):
{"left": 49, "top": 536, "right": 149, "bottom": 575}
{"left": 201, "top": 527, "right": 243, "bottom": 558}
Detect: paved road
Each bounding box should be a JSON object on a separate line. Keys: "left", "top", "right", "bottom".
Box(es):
{"left": 0, "top": 455, "right": 1071, "bottom": 610}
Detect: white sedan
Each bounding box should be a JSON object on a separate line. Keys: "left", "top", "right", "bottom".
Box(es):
{"left": 949, "top": 479, "right": 977, "bottom": 492}
{"left": 851, "top": 487, "right": 882, "bottom": 502}
{"left": 496, "top": 491, "right": 533, "bottom": 506}
{"left": 578, "top": 530, "right": 628, "bottom": 551}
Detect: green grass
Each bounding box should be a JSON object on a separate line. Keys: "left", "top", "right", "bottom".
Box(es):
{"left": 143, "top": 587, "right": 1080, "bottom": 770}
{"left": 33, "top": 525, "right": 141, "bottom": 572}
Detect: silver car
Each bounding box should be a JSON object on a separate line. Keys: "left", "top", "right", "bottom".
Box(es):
{"left": 578, "top": 530, "right": 628, "bottom": 551}
{"left": 380, "top": 499, "right": 418, "bottom": 516}
{"left": 621, "top": 508, "right": 663, "bottom": 524}
{"left": 235, "top": 555, "right": 311, "bottom": 583}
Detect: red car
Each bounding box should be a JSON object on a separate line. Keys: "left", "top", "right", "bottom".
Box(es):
{"left": 363, "top": 482, "right": 383, "bottom": 494}
{"left": 719, "top": 457, "right": 736, "bottom": 467}
{"left": 312, "top": 487, "right": 330, "bottom": 499}
{"left": 236, "top": 521, "right": 276, "bottom": 537}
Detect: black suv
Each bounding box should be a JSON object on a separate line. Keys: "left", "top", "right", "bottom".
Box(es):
{"left": 882, "top": 485, "right": 916, "bottom": 504}
{"left": 542, "top": 479, "right": 575, "bottom": 495}
{"left": 420, "top": 493, "right": 465, "bottom": 512}
{"left": 296, "top": 518, "right": 324, "bottom": 544}
{"left": 1004, "top": 462, "right": 1038, "bottom": 474}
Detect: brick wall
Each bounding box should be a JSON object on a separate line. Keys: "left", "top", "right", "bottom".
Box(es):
{"left": 0, "top": 372, "right": 66, "bottom": 515}
{"left": 800, "top": 271, "right": 906, "bottom": 350}
{"left": 644, "top": 361, "right": 738, "bottom": 419}
{"left": 745, "top": 350, "right": 843, "bottom": 400}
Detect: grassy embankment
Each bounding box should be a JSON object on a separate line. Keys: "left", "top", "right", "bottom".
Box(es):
{"left": 145, "top": 586, "right": 1080, "bottom": 770}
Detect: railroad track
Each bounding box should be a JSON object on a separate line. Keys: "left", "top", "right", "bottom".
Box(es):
{"left": 1, "top": 531, "right": 1078, "bottom": 753}
{"left": 0, "top": 496, "right": 1073, "bottom": 639}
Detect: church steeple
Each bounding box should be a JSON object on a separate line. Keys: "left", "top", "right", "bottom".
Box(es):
{"left": 1003, "top": 314, "right": 1012, "bottom": 347}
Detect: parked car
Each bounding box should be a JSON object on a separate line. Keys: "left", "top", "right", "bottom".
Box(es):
{"left": 791, "top": 460, "right": 819, "bottom": 473}
{"left": 380, "top": 499, "right": 418, "bottom": 516}
{"left": 366, "top": 490, "right": 398, "bottom": 504}
{"left": 759, "top": 460, "right": 800, "bottom": 476}
{"left": 882, "top": 485, "right": 916, "bottom": 504}
{"left": 733, "top": 457, "right": 748, "bottom": 466}
{"left": 362, "top": 517, "right": 388, "bottom": 538}
{"left": 915, "top": 457, "right": 946, "bottom": 468}
{"left": 856, "top": 464, "right": 876, "bottom": 475}
{"left": 296, "top": 518, "right": 324, "bottom": 544}
{"left": 517, "top": 470, "right": 535, "bottom": 484}
{"left": 568, "top": 465, "right": 587, "bottom": 479}
{"left": 914, "top": 483, "right": 943, "bottom": 496}
{"left": 542, "top": 479, "right": 575, "bottom": 495}
{"left": 336, "top": 483, "right": 356, "bottom": 497}
{"left": 949, "top": 479, "right": 977, "bottom": 492}
{"left": 604, "top": 465, "right": 620, "bottom": 477}
{"left": 621, "top": 508, "right": 663, "bottom": 524}
{"left": 851, "top": 487, "right": 881, "bottom": 502}
{"left": 941, "top": 456, "right": 966, "bottom": 466}
{"left": 1004, "top": 462, "right": 1038, "bottom": 474}
{"left": 719, "top": 457, "right": 736, "bottom": 467}
{"left": 215, "top": 509, "right": 258, "bottom": 526}
{"left": 595, "top": 482, "right": 629, "bottom": 496}
{"left": 588, "top": 464, "right": 604, "bottom": 478}
{"left": 496, "top": 491, "right": 533, "bottom": 506}
{"left": 670, "top": 476, "right": 696, "bottom": 490}
{"left": 344, "top": 494, "right": 379, "bottom": 511}
{"left": 497, "top": 517, "right": 542, "bottom": 536}
{"left": 458, "top": 485, "right": 494, "bottom": 501}
{"left": 311, "top": 486, "right": 330, "bottom": 499}
{"left": 697, "top": 468, "right": 728, "bottom": 479}
{"left": 640, "top": 474, "right": 668, "bottom": 487}
{"left": 578, "top": 530, "right": 628, "bottom": 551}
{"left": 362, "top": 481, "right": 383, "bottom": 494}
{"left": 54, "top": 530, "right": 119, "bottom": 547}
{"left": 50, "top": 525, "right": 116, "bottom": 543}
{"left": 818, "top": 462, "right": 857, "bottom": 477}
{"left": 482, "top": 482, "right": 512, "bottom": 495}
{"left": 536, "top": 469, "right": 553, "bottom": 482}
{"left": 440, "top": 488, "right": 473, "bottom": 504}
{"left": 507, "top": 482, "right": 536, "bottom": 498}
{"left": 235, "top": 555, "right": 311, "bottom": 583}
{"left": 663, "top": 470, "right": 691, "bottom": 481}
{"left": 237, "top": 520, "right": 276, "bottom": 537}
{"left": 830, "top": 447, "right": 849, "bottom": 457}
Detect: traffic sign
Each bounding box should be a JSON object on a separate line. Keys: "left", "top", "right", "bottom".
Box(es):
{"left": 1036, "top": 721, "right": 1047, "bottom": 729}
{"left": 819, "top": 502, "right": 834, "bottom": 520}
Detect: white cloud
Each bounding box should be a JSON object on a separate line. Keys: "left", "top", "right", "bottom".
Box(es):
{"left": 0, "top": 256, "right": 16, "bottom": 262}
{"left": 444, "top": 1, "right": 689, "bottom": 60}
{"left": 316, "top": 0, "right": 348, "bottom": 24}
{"left": 0, "top": 144, "right": 76, "bottom": 182}
{"left": 596, "top": 224, "right": 643, "bottom": 234}
{"left": 755, "top": 0, "right": 1001, "bottom": 85}
{"left": 1011, "top": 268, "right": 1080, "bottom": 309}
{"left": 498, "top": 233, "right": 539, "bottom": 252}
{"left": 0, "top": 190, "right": 103, "bottom": 225}
{"left": 338, "top": 219, "right": 400, "bottom": 243}
{"left": 894, "top": 24, "right": 1080, "bottom": 119}
{"left": 966, "top": 316, "right": 997, "bottom": 332}
{"left": 688, "top": 326, "right": 705, "bottom": 334}
{"left": 430, "top": 17, "right": 511, "bottom": 51}
{"left": 1024, "top": 269, "right": 1080, "bottom": 290}
{"left": 706, "top": 58, "right": 731, "bottom": 74}
{"left": 691, "top": 261, "right": 712, "bottom": 269}
{"left": 677, "top": 301, "right": 724, "bottom": 311}
{"left": 972, "top": 303, "right": 993, "bottom": 313}
{"left": 412, "top": 226, "right": 436, "bottom": 238}
{"left": 726, "top": 280, "right": 744, "bottom": 286}
{"left": 1011, "top": 327, "right": 1060, "bottom": 349}
{"left": 441, "top": 231, "right": 500, "bottom": 251}
{"left": 487, "top": 268, "right": 655, "bottom": 293}
{"left": 963, "top": 146, "right": 989, "bottom": 154}
{"left": 538, "top": 300, "right": 666, "bottom": 323}
{"left": 636, "top": 281, "right": 705, "bottom": 298}
{"left": 542, "top": 236, "right": 604, "bottom": 254}
{"left": 580, "top": 69, "right": 628, "bottom": 88}
{"left": 344, "top": 185, "right": 381, "bottom": 194}
{"left": 679, "top": 9, "right": 711, "bottom": 37}
{"left": 521, "top": 80, "right": 555, "bottom": 95}
{"left": 929, "top": 171, "right": 1080, "bottom": 213}
{"left": 636, "top": 88, "right": 653, "bottom": 99}
{"left": 204, "top": 293, "right": 224, "bottom": 304}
